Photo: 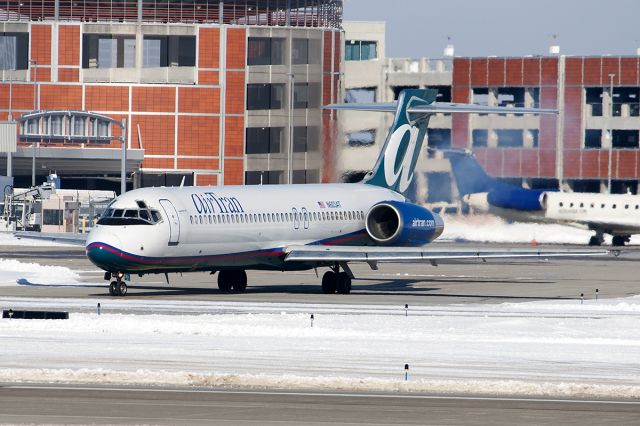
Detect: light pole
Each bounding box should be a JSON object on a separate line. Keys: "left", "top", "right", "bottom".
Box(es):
{"left": 7, "top": 68, "right": 14, "bottom": 178}
{"left": 29, "top": 59, "right": 38, "bottom": 187}
{"left": 607, "top": 73, "right": 615, "bottom": 194}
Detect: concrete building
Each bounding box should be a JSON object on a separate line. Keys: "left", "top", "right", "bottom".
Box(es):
{"left": 340, "top": 21, "right": 454, "bottom": 208}
{"left": 0, "top": 0, "right": 343, "bottom": 191}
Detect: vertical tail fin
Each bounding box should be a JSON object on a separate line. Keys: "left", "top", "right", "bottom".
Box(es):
{"left": 362, "top": 89, "right": 438, "bottom": 196}
{"left": 448, "top": 151, "right": 498, "bottom": 195}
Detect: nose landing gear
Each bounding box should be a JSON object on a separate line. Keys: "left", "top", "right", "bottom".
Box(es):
{"left": 107, "top": 273, "right": 128, "bottom": 297}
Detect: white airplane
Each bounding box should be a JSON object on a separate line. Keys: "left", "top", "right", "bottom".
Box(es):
{"left": 449, "top": 150, "right": 640, "bottom": 246}
{"left": 85, "top": 89, "right": 606, "bottom": 296}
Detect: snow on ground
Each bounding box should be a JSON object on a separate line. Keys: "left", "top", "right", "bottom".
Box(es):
{"left": 440, "top": 214, "right": 634, "bottom": 245}
{"left": 1, "top": 296, "right": 639, "bottom": 398}
{"left": 0, "top": 259, "right": 93, "bottom": 287}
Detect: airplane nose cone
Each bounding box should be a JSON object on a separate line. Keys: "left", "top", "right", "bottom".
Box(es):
{"left": 86, "top": 228, "right": 123, "bottom": 271}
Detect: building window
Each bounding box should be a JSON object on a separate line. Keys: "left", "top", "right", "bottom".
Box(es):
{"left": 72, "top": 117, "right": 86, "bottom": 136}
{"left": 472, "top": 129, "right": 488, "bottom": 147}
{"left": 497, "top": 87, "right": 525, "bottom": 108}
{"left": 427, "top": 172, "right": 452, "bottom": 203}
{"left": 586, "top": 87, "right": 603, "bottom": 117}
{"left": 245, "top": 127, "right": 282, "bottom": 154}
{"left": 83, "top": 34, "right": 136, "bottom": 69}
{"left": 292, "top": 83, "right": 320, "bottom": 109}
{"left": 247, "top": 83, "right": 284, "bottom": 110}
{"left": 49, "top": 116, "right": 63, "bottom": 136}
{"left": 292, "top": 38, "right": 308, "bottom": 64}
{"left": 612, "top": 130, "right": 639, "bottom": 148}
{"left": 347, "top": 130, "right": 376, "bottom": 147}
{"left": 345, "top": 87, "right": 376, "bottom": 103}
{"left": 292, "top": 169, "right": 320, "bottom": 184}
{"left": 293, "top": 127, "right": 319, "bottom": 152}
{"left": 472, "top": 88, "right": 489, "bottom": 106}
{"left": 584, "top": 129, "right": 601, "bottom": 149}
{"left": 0, "top": 32, "right": 28, "bottom": 70}
{"left": 142, "top": 36, "right": 195, "bottom": 67}
{"left": 247, "top": 37, "right": 284, "bottom": 66}
{"left": 613, "top": 87, "right": 640, "bottom": 117}
{"left": 245, "top": 170, "right": 282, "bottom": 185}
{"left": 427, "top": 129, "right": 451, "bottom": 149}
{"left": 496, "top": 129, "right": 523, "bottom": 147}
{"left": 345, "top": 40, "right": 377, "bottom": 61}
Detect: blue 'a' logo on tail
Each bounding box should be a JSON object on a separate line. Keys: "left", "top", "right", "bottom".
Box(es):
{"left": 363, "top": 89, "right": 438, "bottom": 196}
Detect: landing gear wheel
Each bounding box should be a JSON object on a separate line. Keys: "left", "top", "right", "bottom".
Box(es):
{"left": 589, "top": 236, "right": 603, "bottom": 246}
{"left": 116, "top": 281, "right": 128, "bottom": 297}
{"left": 109, "top": 281, "right": 117, "bottom": 296}
{"left": 217, "top": 271, "right": 233, "bottom": 292}
{"left": 232, "top": 270, "right": 248, "bottom": 293}
{"left": 612, "top": 235, "right": 629, "bottom": 246}
{"left": 321, "top": 271, "right": 337, "bottom": 294}
{"left": 336, "top": 272, "right": 351, "bottom": 295}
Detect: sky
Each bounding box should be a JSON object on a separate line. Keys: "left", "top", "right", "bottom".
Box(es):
{"left": 342, "top": 0, "right": 640, "bottom": 58}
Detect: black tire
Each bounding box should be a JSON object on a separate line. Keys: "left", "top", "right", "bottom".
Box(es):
{"left": 109, "top": 281, "right": 117, "bottom": 296}
{"left": 336, "top": 272, "right": 351, "bottom": 295}
{"left": 218, "top": 271, "right": 233, "bottom": 292}
{"left": 232, "top": 270, "right": 248, "bottom": 293}
{"left": 589, "top": 236, "right": 602, "bottom": 246}
{"left": 321, "top": 271, "right": 337, "bottom": 294}
{"left": 117, "top": 282, "right": 128, "bottom": 296}
{"left": 612, "top": 235, "right": 628, "bottom": 247}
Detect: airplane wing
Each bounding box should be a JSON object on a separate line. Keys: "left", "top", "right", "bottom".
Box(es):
{"left": 14, "top": 231, "right": 87, "bottom": 246}
{"left": 284, "top": 245, "right": 611, "bottom": 264}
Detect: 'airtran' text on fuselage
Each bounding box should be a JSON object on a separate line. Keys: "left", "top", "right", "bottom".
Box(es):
{"left": 191, "top": 192, "right": 245, "bottom": 214}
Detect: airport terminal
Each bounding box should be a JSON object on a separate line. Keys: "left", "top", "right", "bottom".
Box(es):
{"left": 0, "top": 1, "right": 640, "bottom": 425}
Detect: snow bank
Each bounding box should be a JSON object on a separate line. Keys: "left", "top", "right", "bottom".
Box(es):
{"left": 2, "top": 368, "right": 639, "bottom": 399}
{"left": 1, "top": 297, "right": 640, "bottom": 397}
{"left": 0, "top": 258, "right": 84, "bottom": 287}
{"left": 440, "top": 214, "right": 630, "bottom": 245}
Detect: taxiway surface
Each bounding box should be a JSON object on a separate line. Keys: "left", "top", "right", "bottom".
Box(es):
{"left": 0, "top": 243, "right": 636, "bottom": 304}
{"left": 1, "top": 386, "right": 639, "bottom": 426}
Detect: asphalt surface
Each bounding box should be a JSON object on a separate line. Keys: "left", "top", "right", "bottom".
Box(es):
{"left": 0, "top": 242, "right": 637, "bottom": 305}
{"left": 1, "top": 385, "right": 638, "bottom": 425}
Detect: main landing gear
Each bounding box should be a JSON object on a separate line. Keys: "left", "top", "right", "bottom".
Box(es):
{"left": 106, "top": 272, "right": 128, "bottom": 297}
{"left": 217, "top": 270, "right": 248, "bottom": 293}
{"left": 589, "top": 231, "right": 605, "bottom": 246}
{"left": 321, "top": 263, "right": 352, "bottom": 295}
{"left": 612, "top": 235, "right": 630, "bottom": 247}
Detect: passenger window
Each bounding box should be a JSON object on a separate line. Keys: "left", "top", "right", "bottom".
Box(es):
{"left": 579, "top": 203, "right": 584, "bottom": 208}
{"left": 569, "top": 203, "right": 573, "bottom": 208}
{"left": 625, "top": 205, "right": 629, "bottom": 209}
{"left": 590, "top": 203, "right": 594, "bottom": 208}
{"left": 190, "top": 216, "right": 193, "bottom": 224}
{"left": 636, "top": 205, "right": 639, "bottom": 210}
{"left": 601, "top": 204, "right": 605, "bottom": 208}
{"left": 613, "top": 204, "right": 617, "bottom": 209}
{"left": 199, "top": 216, "right": 203, "bottom": 224}
{"left": 559, "top": 202, "right": 563, "bottom": 207}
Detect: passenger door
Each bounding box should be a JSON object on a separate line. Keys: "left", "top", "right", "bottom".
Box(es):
{"left": 159, "top": 199, "right": 180, "bottom": 246}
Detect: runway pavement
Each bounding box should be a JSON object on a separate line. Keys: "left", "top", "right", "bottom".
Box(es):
{"left": 0, "top": 242, "right": 637, "bottom": 305}
{"left": 1, "top": 385, "right": 638, "bottom": 425}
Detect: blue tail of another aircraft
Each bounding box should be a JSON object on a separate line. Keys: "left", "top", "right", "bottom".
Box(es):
{"left": 448, "top": 151, "right": 500, "bottom": 195}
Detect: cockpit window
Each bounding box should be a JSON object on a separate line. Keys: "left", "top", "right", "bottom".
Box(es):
{"left": 97, "top": 203, "right": 163, "bottom": 226}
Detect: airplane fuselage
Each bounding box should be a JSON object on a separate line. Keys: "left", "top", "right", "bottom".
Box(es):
{"left": 86, "top": 183, "right": 442, "bottom": 274}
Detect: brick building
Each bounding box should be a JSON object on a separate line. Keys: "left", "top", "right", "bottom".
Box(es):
{"left": 452, "top": 56, "right": 640, "bottom": 194}
{"left": 0, "top": 0, "right": 343, "bottom": 191}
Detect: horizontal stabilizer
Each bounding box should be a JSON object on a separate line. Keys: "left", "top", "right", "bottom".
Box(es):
{"left": 324, "top": 101, "right": 558, "bottom": 115}
{"left": 284, "top": 245, "right": 610, "bottom": 263}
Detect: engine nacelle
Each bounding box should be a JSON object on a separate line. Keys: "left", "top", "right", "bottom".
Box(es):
{"left": 487, "top": 188, "right": 545, "bottom": 211}
{"left": 365, "top": 201, "right": 444, "bottom": 246}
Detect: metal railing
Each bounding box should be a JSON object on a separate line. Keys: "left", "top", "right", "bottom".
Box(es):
{"left": 0, "top": 0, "right": 343, "bottom": 28}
